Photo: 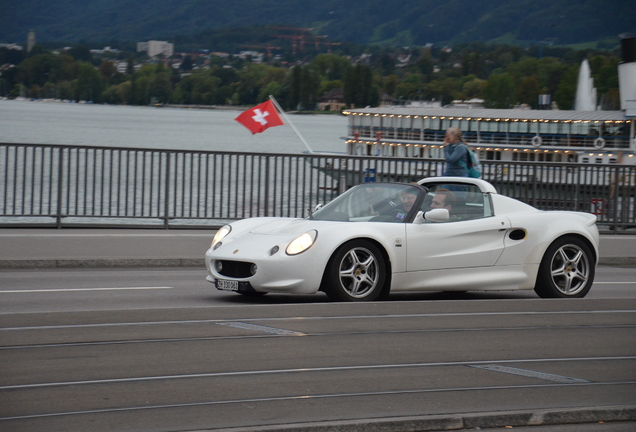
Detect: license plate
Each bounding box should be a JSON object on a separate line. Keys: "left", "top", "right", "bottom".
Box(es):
{"left": 216, "top": 279, "right": 239, "bottom": 291}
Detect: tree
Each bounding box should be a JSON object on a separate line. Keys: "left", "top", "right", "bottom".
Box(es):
{"left": 148, "top": 73, "right": 172, "bottom": 104}
{"left": 427, "top": 77, "right": 463, "bottom": 105}
{"left": 16, "top": 53, "right": 62, "bottom": 87}
{"left": 515, "top": 76, "right": 541, "bottom": 108}
{"left": 553, "top": 64, "right": 578, "bottom": 110}
{"left": 126, "top": 57, "right": 134, "bottom": 75}
{"left": 310, "top": 54, "right": 351, "bottom": 81}
{"left": 288, "top": 65, "right": 301, "bottom": 110}
{"left": 483, "top": 73, "right": 515, "bottom": 108}
{"left": 462, "top": 78, "right": 486, "bottom": 99}
{"left": 180, "top": 56, "right": 194, "bottom": 71}
{"left": 175, "top": 70, "right": 221, "bottom": 105}
{"left": 395, "top": 74, "right": 424, "bottom": 101}
{"left": 344, "top": 64, "right": 377, "bottom": 108}
{"left": 75, "top": 61, "right": 104, "bottom": 102}
{"left": 67, "top": 45, "right": 93, "bottom": 63}
{"left": 416, "top": 54, "right": 434, "bottom": 76}
{"left": 103, "top": 81, "right": 131, "bottom": 104}
{"left": 99, "top": 60, "right": 118, "bottom": 83}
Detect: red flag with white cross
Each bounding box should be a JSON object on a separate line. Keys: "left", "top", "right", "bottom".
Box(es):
{"left": 234, "top": 100, "right": 284, "bottom": 134}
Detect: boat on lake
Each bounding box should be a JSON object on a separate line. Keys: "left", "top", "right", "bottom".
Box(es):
{"left": 341, "top": 106, "right": 635, "bottom": 166}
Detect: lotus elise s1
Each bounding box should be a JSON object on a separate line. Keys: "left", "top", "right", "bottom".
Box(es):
{"left": 205, "top": 177, "right": 598, "bottom": 301}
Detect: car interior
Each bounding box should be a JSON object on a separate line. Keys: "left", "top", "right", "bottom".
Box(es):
{"left": 422, "top": 183, "right": 494, "bottom": 221}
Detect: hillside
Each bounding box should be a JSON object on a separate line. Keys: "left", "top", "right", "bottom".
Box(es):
{"left": 1, "top": 0, "right": 634, "bottom": 48}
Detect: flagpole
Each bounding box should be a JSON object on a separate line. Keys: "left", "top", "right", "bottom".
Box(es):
{"left": 269, "top": 95, "right": 315, "bottom": 154}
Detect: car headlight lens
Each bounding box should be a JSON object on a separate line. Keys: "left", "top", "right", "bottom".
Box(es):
{"left": 286, "top": 230, "right": 317, "bottom": 255}
{"left": 211, "top": 225, "right": 231, "bottom": 249}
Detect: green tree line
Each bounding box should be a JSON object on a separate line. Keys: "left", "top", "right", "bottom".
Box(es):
{"left": 0, "top": 42, "right": 621, "bottom": 111}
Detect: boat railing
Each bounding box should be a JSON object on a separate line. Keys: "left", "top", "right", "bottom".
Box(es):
{"left": 1, "top": 142, "right": 634, "bottom": 232}
{"left": 351, "top": 127, "right": 632, "bottom": 150}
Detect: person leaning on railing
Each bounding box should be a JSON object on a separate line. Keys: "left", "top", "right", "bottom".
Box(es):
{"left": 443, "top": 127, "right": 469, "bottom": 177}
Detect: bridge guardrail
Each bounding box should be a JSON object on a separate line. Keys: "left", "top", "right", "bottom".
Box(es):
{"left": 1, "top": 143, "right": 634, "bottom": 232}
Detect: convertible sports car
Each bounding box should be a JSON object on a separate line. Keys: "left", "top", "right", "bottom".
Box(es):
{"left": 205, "top": 177, "right": 599, "bottom": 301}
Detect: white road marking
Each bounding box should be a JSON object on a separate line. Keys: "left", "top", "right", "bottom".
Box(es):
{"left": 470, "top": 364, "right": 589, "bottom": 383}
{"left": 0, "top": 287, "right": 173, "bottom": 293}
{"left": 593, "top": 282, "right": 636, "bottom": 284}
{"left": 216, "top": 322, "right": 305, "bottom": 336}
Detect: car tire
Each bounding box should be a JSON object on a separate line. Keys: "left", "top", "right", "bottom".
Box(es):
{"left": 534, "top": 236, "right": 595, "bottom": 298}
{"left": 322, "top": 240, "right": 386, "bottom": 302}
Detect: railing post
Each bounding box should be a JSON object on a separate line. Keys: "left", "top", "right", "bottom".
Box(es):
{"left": 56, "top": 147, "right": 64, "bottom": 229}
{"left": 531, "top": 164, "right": 537, "bottom": 207}
{"left": 163, "top": 152, "right": 170, "bottom": 229}
{"left": 264, "top": 157, "right": 270, "bottom": 217}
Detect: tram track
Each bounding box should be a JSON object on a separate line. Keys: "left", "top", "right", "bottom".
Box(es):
{"left": 2, "top": 355, "right": 635, "bottom": 390}
{"left": 1, "top": 300, "right": 635, "bottom": 431}
{"left": 1, "top": 324, "right": 635, "bottom": 350}
{"left": 3, "top": 381, "right": 636, "bottom": 422}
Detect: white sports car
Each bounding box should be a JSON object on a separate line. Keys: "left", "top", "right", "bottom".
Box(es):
{"left": 205, "top": 177, "right": 599, "bottom": 301}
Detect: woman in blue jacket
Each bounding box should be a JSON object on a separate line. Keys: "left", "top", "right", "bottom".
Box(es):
{"left": 443, "top": 127, "right": 469, "bottom": 177}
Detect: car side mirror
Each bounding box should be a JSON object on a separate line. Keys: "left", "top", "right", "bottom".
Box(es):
{"left": 424, "top": 208, "right": 449, "bottom": 222}
{"left": 307, "top": 203, "right": 323, "bottom": 219}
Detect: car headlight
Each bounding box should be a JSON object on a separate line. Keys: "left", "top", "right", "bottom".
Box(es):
{"left": 211, "top": 225, "right": 231, "bottom": 249}
{"left": 286, "top": 230, "right": 317, "bottom": 255}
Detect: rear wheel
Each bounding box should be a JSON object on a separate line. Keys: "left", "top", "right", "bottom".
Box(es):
{"left": 534, "top": 236, "right": 595, "bottom": 298}
{"left": 322, "top": 240, "right": 386, "bottom": 302}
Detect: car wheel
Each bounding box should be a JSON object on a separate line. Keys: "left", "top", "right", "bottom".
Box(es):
{"left": 323, "top": 240, "right": 386, "bottom": 302}
{"left": 534, "top": 236, "right": 595, "bottom": 298}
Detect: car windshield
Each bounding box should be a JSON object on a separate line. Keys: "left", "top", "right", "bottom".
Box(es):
{"left": 311, "top": 183, "right": 425, "bottom": 223}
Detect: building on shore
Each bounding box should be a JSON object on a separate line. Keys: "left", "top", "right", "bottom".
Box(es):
{"left": 137, "top": 40, "right": 174, "bottom": 58}
{"left": 27, "top": 29, "right": 36, "bottom": 52}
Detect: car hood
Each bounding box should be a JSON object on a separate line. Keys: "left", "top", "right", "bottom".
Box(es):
{"left": 248, "top": 218, "right": 344, "bottom": 235}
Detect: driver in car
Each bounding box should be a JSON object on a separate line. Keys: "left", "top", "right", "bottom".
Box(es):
{"left": 393, "top": 189, "right": 417, "bottom": 221}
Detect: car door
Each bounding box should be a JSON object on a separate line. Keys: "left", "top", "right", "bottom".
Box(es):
{"left": 405, "top": 186, "right": 510, "bottom": 271}
{"left": 405, "top": 215, "right": 510, "bottom": 271}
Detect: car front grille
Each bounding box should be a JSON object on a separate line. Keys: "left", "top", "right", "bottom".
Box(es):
{"left": 217, "top": 260, "right": 254, "bottom": 278}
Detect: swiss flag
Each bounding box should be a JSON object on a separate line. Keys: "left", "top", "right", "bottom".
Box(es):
{"left": 235, "top": 100, "right": 284, "bottom": 134}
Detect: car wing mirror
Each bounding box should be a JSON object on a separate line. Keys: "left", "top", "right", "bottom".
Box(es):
{"left": 307, "top": 203, "right": 323, "bottom": 219}
{"left": 424, "top": 208, "right": 449, "bottom": 222}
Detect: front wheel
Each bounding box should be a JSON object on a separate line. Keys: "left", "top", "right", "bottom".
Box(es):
{"left": 534, "top": 236, "right": 595, "bottom": 298}
{"left": 322, "top": 240, "right": 386, "bottom": 302}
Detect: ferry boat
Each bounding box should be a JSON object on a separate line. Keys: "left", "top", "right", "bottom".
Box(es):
{"left": 340, "top": 106, "right": 635, "bottom": 166}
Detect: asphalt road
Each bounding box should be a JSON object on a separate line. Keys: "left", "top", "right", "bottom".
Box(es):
{"left": 1, "top": 266, "right": 635, "bottom": 431}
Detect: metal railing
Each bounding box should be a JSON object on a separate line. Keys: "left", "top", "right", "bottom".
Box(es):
{"left": 351, "top": 127, "right": 633, "bottom": 150}
{"left": 1, "top": 143, "right": 634, "bottom": 232}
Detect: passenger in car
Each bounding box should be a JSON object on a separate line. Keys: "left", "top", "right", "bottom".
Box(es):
{"left": 429, "top": 189, "right": 456, "bottom": 212}
{"left": 427, "top": 189, "right": 464, "bottom": 221}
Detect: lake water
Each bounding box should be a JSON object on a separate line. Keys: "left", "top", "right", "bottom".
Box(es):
{"left": 0, "top": 100, "right": 348, "bottom": 154}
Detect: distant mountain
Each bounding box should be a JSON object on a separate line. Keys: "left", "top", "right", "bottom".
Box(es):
{"left": 2, "top": 0, "right": 634, "bottom": 48}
